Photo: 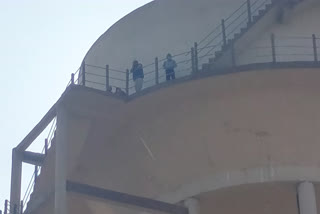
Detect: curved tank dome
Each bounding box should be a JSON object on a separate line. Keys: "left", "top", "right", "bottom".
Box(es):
{"left": 83, "top": 0, "right": 246, "bottom": 71}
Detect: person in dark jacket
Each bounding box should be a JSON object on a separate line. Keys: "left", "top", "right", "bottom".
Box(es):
{"left": 130, "top": 60, "right": 144, "bottom": 92}
{"left": 163, "top": 53, "right": 177, "bottom": 81}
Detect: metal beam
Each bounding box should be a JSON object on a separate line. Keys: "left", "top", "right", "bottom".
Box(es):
{"left": 66, "top": 181, "right": 188, "bottom": 214}
{"left": 22, "top": 151, "right": 45, "bottom": 166}
{"left": 16, "top": 104, "right": 56, "bottom": 151}
{"left": 10, "top": 149, "right": 22, "bottom": 210}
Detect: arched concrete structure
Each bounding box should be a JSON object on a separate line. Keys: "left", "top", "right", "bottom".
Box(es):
{"left": 63, "top": 67, "right": 320, "bottom": 205}
{"left": 11, "top": 0, "right": 320, "bottom": 214}
{"left": 83, "top": 0, "right": 243, "bottom": 71}
{"left": 158, "top": 166, "right": 320, "bottom": 203}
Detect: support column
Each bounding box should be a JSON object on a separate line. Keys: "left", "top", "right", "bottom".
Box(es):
{"left": 184, "top": 198, "right": 200, "bottom": 214}
{"left": 54, "top": 105, "right": 69, "bottom": 214}
{"left": 10, "top": 148, "right": 22, "bottom": 210}
{"left": 298, "top": 182, "right": 317, "bottom": 214}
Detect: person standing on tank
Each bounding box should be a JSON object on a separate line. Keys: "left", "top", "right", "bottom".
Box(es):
{"left": 130, "top": 60, "right": 144, "bottom": 92}
{"left": 163, "top": 53, "right": 177, "bottom": 81}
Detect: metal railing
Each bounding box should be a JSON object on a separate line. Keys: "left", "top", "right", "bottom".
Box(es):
{"left": 68, "top": 34, "right": 319, "bottom": 98}
{"left": 19, "top": 118, "right": 57, "bottom": 213}
{"left": 3, "top": 200, "right": 22, "bottom": 214}
{"left": 66, "top": 0, "right": 276, "bottom": 96}
{"left": 8, "top": 0, "right": 315, "bottom": 213}
{"left": 236, "top": 34, "right": 319, "bottom": 65}
{"left": 197, "top": 0, "right": 273, "bottom": 65}
{"left": 73, "top": 46, "right": 194, "bottom": 96}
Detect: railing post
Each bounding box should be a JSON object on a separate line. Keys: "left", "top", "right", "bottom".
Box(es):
{"left": 71, "top": 73, "right": 74, "bottom": 85}
{"left": 81, "top": 61, "right": 86, "bottom": 86}
{"left": 312, "top": 34, "right": 318, "bottom": 62}
{"left": 221, "top": 19, "right": 227, "bottom": 47}
{"left": 231, "top": 41, "right": 236, "bottom": 68}
{"left": 247, "top": 0, "right": 252, "bottom": 25}
{"left": 191, "top": 47, "right": 195, "bottom": 73}
{"left": 105, "top": 65, "right": 110, "bottom": 91}
{"left": 13, "top": 204, "right": 17, "bottom": 214}
{"left": 45, "top": 138, "right": 48, "bottom": 155}
{"left": 126, "top": 69, "right": 129, "bottom": 95}
{"left": 155, "top": 57, "right": 159, "bottom": 84}
{"left": 20, "top": 201, "right": 23, "bottom": 214}
{"left": 194, "top": 42, "right": 199, "bottom": 72}
{"left": 271, "top": 33, "right": 276, "bottom": 63}
{"left": 4, "top": 200, "right": 8, "bottom": 214}
{"left": 34, "top": 166, "right": 38, "bottom": 186}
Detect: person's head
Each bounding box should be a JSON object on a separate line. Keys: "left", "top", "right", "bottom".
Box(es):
{"left": 166, "top": 53, "right": 172, "bottom": 60}
{"left": 133, "top": 60, "right": 139, "bottom": 67}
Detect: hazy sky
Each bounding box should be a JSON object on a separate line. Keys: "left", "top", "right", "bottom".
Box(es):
{"left": 0, "top": 0, "right": 152, "bottom": 209}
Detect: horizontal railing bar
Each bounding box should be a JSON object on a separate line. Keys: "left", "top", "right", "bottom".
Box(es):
{"left": 246, "top": 46, "right": 272, "bottom": 50}
{"left": 276, "top": 53, "right": 314, "bottom": 56}
{"left": 225, "top": 1, "right": 248, "bottom": 22}
{"left": 144, "top": 70, "right": 155, "bottom": 75}
{"left": 198, "top": 25, "right": 222, "bottom": 46}
{"left": 275, "top": 45, "right": 313, "bottom": 49}
{"left": 109, "top": 77, "right": 126, "bottom": 82}
{"left": 171, "top": 50, "right": 192, "bottom": 58}
{"left": 85, "top": 64, "right": 105, "bottom": 70}
{"left": 251, "top": 0, "right": 268, "bottom": 16}
{"left": 238, "top": 54, "right": 272, "bottom": 58}
{"left": 85, "top": 80, "right": 107, "bottom": 86}
{"left": 199, "top": 31, "right": 223, "bottom": 51}
{"left": 85, "top": 72, "right": 126, "bottom": 82}
{"left": 85, "top": 72, "right": 106, "bottom": 78}
{"left": 202, "top": 40, "right": 224, "bottom": 58}
{"left": 250, "top": 0, "right": 268, "bottom": 13}
{"left": 198, "top": 44, "right": 220, "bottom": 51}
{"left": 225, "top": 9, "right": 248, "bottom": 30}
{"left": 144, "top": 79, "right": 156, "bottom": 84}
{"left": 226, "top": 16, "right": 248, "bottom": 37}
{"left": 109, "top": 68, "right": 127, "bottom": 73}
{"left": 177, "top": 67, "right": 192, "bottom": 73}
{"left": 112, "top": 86, "right": 126, "bottom": 90}
{"left": 176, "top": 59, "right": 192, "bottom": 64}
{"left": 198, "top": 53, "right": 214, "bottom": 59}
{"left": 143, "top": 62, "right": 155, "bottom": 69}
{"left": 275, "top": 36, "right": 313, "bottom": 40}
{"left": 85, "top": 64, "right": 127, "bottom": 74}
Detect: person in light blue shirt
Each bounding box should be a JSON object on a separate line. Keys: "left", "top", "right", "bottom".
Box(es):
{"left": 163, "top": 53, "right": 177, "bottom": 81}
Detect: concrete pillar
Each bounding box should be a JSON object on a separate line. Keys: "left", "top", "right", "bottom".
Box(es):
{"left": 54, "top": 105, "right": 69, "bottom": 214}
{"left": 298, "top": 182, "right": 317, "bottom": 214}
{"left": 10, "top": 148, "right": 22, "bottom": 210}
{"left": 184, "top": 198, "right": 200, "bottom": 214}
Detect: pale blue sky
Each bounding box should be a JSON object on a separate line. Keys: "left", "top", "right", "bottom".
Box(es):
{"left": 0, "top": 0, "right": 152, "bottom": 209}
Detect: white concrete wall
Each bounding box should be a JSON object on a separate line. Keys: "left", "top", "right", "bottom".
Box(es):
{"left": 237, "top": 0, "right": 320, "bottom": 65}
{"left": 65, "top": 67, "right": 320, "bottom": 203}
